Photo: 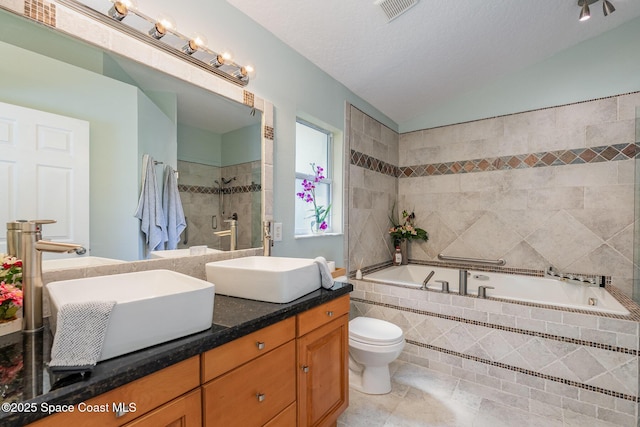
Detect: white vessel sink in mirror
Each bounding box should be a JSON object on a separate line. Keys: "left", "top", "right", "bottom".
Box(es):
{"left": 150, "top": 247, "right": 223, "bottom": 259}
{"left": 205, "top": 256, "right": 321, "bottom": 303}
{"left": 47, "top": 269, "right": 215, "bottom": 361}
{"left": 42, "top": 256, "right": 126, "bottom": 271}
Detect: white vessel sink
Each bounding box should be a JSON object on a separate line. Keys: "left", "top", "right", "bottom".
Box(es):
{"left": 205, "top": 256, "right": 321, "bottom": 303}
{"left": 150, "top": 248, "right": 223, "bottom": 259}
{"left": 42, "top": 256, "right": 126, "bottom": 271}
{"left": 47, "top": 269, "right": 215, "bottom": 361}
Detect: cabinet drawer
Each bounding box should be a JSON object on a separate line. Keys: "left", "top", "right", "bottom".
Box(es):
{"left": 297, "top": 294, "right": 350, "bottom": 337}
{"left": 202, "top": 340, "right": 296, "bottom": 427}
{"left": 201, "top": 316, "right": 295, "bottom": 382}
{"left": 123, "top": 389, "right": 201, "bottom": 427}
{"left": 27, "top": 356, "right": 200, "bottom": 427}
{"left": 264, "top": 402, "right": 296, "bottom": 427}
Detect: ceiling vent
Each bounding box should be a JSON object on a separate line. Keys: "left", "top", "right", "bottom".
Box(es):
{"left": 375, "top": 0, "right": 418, "bottom": 22}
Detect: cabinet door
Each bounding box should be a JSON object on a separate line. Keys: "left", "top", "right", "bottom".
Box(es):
{"left": 123, "top": 389, "right": 201, "bottom": 427}
{"left": 297, "top": 314, "right": 348, "bottom": 427}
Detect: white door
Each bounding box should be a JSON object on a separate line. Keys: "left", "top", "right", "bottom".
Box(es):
{"left": 0, "top": 101, "right": 90, "bottom": 257}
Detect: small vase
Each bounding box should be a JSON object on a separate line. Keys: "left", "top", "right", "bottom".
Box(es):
{"left": 310, "top": 223, "right": 325, "bottom": 235}
{"left": 400, "top": 240, "right": 409, "bottom": 265}
{"left": 0, "top": 317, "right": 22, "bottom": 336}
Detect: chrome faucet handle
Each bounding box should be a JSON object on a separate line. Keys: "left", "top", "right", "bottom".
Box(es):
{"left": 477, "top": 285, "right": 495, "bottom": 299}
{"left": 435, "top": 280, "right": 449, "bottom": 293}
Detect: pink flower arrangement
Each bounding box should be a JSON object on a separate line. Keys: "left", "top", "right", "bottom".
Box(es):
{"left": 297, "top": 163, "right": 331, "bottom": 233}
{"left": 0, "top": 255, "right": 23, "bottom": 322}
{"left": 389, "top": 206, "right": 429, "bottom": 244}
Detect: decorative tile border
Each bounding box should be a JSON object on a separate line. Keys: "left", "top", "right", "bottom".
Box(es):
{"left": 242, "top": 90, "right": 254, "bottom": 107}
{"left": 404, "top": 339, "right": 639, "bottom": 402}
{"left": 400, "top": 142, "right": 637, "bottom": 178}
{"left": 350, "top": 143, "right": 637, "bottom": 178}
{"left": 178, "top": 183, "right": 261, "bottom": 195}
{"left": 264, "top": 125, "right": 274, "bottom": 140}
{"left": 25, "top": 0, "right": 55, "bottom": 26}
{"left": 352, "top": 296, "right": 639, "bottom": 402}
{"left": 350, "top": 149, "right": 399, "bottom": 177}
{"left": 350, "top": 297, "right": 637, "bottom": 355}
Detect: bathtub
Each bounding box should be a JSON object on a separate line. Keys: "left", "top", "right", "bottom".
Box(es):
{"left": 364, "top": 265, "right": 630, "bottom": 316}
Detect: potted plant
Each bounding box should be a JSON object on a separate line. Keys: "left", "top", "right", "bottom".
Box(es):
{"left": 297, "top": 163, "right": 331, "bottom": 234}
{"left": 388, "top": 206, "right": 428, "bottom": 264}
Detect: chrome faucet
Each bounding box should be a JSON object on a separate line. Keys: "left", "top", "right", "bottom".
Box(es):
{"left": 546, "top": 266, "right": 604, "bottom": 287}
{"left": 13, "top": 220, "right": 85, "bottom": 333}
{"left": 263, "top": 221, "right": 273, "bottom": 256}
{"left": 421, "top": 270, "right": 435, "bottom": 290}
{"left": 214, "top": 213, "right": 238, "bottom": 251}
{"left": 459, "top": 269, "right": 468, "bottom": 295}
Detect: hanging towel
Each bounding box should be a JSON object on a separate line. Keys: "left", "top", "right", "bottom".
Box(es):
{"left": 48, "top": 301, "right": 116, "bottom": 373}
{"left": 134, "top": 154, "right": 167, "bottom": 253}
{"left": 314, "top": 256, "right": 335, "bottom": 289}
{"left": 163, "top": 165, "right": 187, "bottom": 250}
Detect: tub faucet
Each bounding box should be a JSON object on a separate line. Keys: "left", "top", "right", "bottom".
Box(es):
{"left": 421, "top": 270, "right": 435, "bottom": 290}
{"left": 13, "top": 220, "right": 85, "bottom": 333}
{"left": 546, "top": 266, "right": 604, "bottom": 288}
{"left": 459, "top": 269, "right": 468, "bottom": 295}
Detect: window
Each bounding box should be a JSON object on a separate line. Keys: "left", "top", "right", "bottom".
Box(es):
{"left": 295, "top": 119, "right": 334, "bottom": 235}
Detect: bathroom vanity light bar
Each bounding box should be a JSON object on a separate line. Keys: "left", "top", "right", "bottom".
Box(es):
{"left": 57, "top": 0, "right": 253, "bottom": 86}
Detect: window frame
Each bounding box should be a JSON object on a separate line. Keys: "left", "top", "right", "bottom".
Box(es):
{"left": 295, "top": 118, "right": 334, "bottom": 236}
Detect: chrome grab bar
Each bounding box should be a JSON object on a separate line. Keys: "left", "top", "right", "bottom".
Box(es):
{"left": 437, "top": 254, "right": 506, "bottom": 266}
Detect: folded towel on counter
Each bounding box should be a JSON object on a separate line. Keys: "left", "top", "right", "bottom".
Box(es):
{"left": 163, "top": 165, "right": 187, "bottom": 250}
{"left": 134, "top": 154, "right": 167, "bottom": 254}
{"left": 314, "top": 256, "right": 335, "bottom": 289}
{"left": 48, "top": 301, "right": 116, "bottom": 373}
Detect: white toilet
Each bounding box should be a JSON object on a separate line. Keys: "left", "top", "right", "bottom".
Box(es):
{"left": 348, "top": 316, "right": 405, "bottom": 394}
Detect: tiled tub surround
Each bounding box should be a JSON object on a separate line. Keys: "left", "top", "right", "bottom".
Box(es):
{"left": 177, "top": 160, "right": 262, "bottom": 250}
{"left": 349, "top": 279, "right": 640, "bottom": 426}
{"left": 348, "top": 93, "right": 640, "bottom": 298}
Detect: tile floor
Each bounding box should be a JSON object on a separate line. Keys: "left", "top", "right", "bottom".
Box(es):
{"left": 338, "top": 361, "right": 628, "bottom": 427}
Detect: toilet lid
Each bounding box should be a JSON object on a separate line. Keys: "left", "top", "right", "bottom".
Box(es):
{"left": 349, "top": 317, "right": 404, "bottom": 345}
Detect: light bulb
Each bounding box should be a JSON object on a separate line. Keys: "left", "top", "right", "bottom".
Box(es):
{"left": 148, "top": 15, "right": 175, "bottom": 40}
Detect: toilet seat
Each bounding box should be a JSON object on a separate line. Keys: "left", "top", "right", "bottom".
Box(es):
{"left": 349, "top": 317, "right": 404, "bottom": 345}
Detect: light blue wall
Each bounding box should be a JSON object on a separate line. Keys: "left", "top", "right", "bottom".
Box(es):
{"left": 400, "top": 17, "right": 640, "bottom": 132}
{"left": 178, "top": 124, "right": 222, "bottom": 166}
{"left": 221, "top": 124, "right": 261, "bottom": 166}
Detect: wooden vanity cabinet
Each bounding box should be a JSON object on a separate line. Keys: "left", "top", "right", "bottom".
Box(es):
{"left": 296, "top": 295, "right": 349, "bottom": 427}
{"left": 26, "top": 356, "right": 201, "bottom": 427}
{"left": 25, "top": 295, "right": 351, "bottom": 427}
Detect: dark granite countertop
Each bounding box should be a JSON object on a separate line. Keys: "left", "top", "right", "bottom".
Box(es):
{"left": 0, "top": 282, "right": 353, "bottom": 426}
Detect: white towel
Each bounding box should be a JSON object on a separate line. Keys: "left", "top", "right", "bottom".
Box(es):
{"left": 134, "top": 154, "right": 167, "bottom": 254}
{"left": 314, "top": 256, "right": 335, "bottom": 289}
{"left": 49, "top": 301, "right": 116, "bottom": 372}
{"left": 163, "top": 165, "right": 187, "bottom": 250}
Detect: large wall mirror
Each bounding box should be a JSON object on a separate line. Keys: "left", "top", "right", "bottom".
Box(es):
{"left": 0, "top": 2, "right": 272, "bottom": 262}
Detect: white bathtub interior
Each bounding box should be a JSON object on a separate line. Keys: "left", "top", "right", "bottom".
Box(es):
{"left": 364, "top": 265, "right": 630, "bottom": 316}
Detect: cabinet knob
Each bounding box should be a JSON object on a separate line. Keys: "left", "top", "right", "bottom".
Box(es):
{"left": 301, "top": 365, "right": 310, "bottom": 373}
{"left": 326, "top": 311, "right": 334, "bottom": 317}
{"left": 256, "top": 341, "right": 265, "bottom": 350}
{"left": 114, "top": 407, "right": 129, "bottom": 418}
{"left": 256, "top": 393, "right": 266, "bottom": 402}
